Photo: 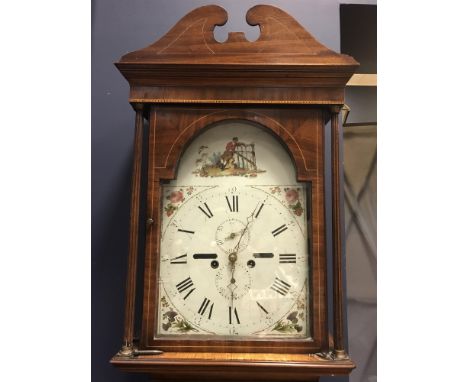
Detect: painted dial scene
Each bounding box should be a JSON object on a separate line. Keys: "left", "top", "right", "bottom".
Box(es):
{"left": 156, "top": 122, "right": 310, "bottom": 337}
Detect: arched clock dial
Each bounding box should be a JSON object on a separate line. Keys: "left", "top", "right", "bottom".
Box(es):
{"left": 159, "top": 185, "right": 309, "bottom": 336}
{"left": 156, "top": 121, "right": 310, "bottom": 338}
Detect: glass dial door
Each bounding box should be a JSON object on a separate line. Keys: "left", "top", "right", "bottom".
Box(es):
{"left": 157, "top": 121, "right": 310, "bottom": 338}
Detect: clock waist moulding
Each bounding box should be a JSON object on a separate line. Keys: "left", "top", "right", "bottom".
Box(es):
{"left": 110, "top": 5, "right": 359, "bottom": 382}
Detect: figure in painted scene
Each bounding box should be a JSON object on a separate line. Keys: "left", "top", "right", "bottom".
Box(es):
{"left": 194, "top": 137, "right": 265, "bottom": 177}
{"left": 220, "top": 137, "right": 241, "bottom": 170}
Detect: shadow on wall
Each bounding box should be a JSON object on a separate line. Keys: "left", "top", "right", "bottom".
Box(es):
{"left": 92, "top": 148, "right": 136, "bottom": 381}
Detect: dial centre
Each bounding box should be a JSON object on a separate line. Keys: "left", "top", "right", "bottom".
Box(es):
{"left": 215, "top": 218, "right": 250, "bottom": 254}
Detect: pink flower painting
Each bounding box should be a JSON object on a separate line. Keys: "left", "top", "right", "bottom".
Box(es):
{"left": 165, "top": 189, "right": 185, "bottom": 217}
{"left": 169, "top": 190, "right": 184, "bottom": 204}
{"left": 282, "top": 188, "right": 304, "bottom": 217}
{"left": 285, "top": 189, "right": 299, "bottom": 204}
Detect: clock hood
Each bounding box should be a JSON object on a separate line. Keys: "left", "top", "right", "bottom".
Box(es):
{"left": 115, "top": 4, "right": 359, "bottom": 105}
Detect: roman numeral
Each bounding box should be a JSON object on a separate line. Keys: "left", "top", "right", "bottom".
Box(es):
{"left": 229, "top": 306, "right": 240, "bottom": 324}
{"left": 272, "top": 224, "right": 288, "bottom": 237}
{"left": 256, "top": 301, "right": 269, "bottom": 315}
{"left": 183, "top": 288, "right": 195, "bottom": 300}
{"left": 198, "top": 298, "right": 214, "bottom": 319}
{"left": 225, "top": 195, "right": 239, "bottom": 212}
{"left": 170, "top": 253, "right": 187, "bottom": 264}
{"left": 271, "top": 277, "right": 292, "bottom": 296}
{"left": 176, "top": 277, "right": 193, "bottom": 293}
{"left": 176, "top": 277, "right": 195, "bottom": 300}
{"left": 279, "top": 253, "right": 296, "bottom": 263}
{"left": 178, "top": 228, "right": 194, "bottom": 234}
{"left": 255, "top": 203, "right": 264, "bottom": 218}
{"left": 198, "top": 203, "right": 213, "bottom": 218}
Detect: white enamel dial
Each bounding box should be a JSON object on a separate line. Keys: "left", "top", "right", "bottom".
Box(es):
{"left": 156, "top": 121, "right": 310, "bottom": 338}
{"left": 159, "top": 185, "right": 308, "bottom": 336}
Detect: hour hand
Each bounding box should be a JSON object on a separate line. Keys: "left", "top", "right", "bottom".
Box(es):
{"left": 253, "top": 253, "right": 274, "bottom": 258}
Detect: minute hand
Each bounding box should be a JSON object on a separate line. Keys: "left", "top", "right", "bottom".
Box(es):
{"left": 233, "top": 210, "right": 255, "bottom": 254}
{"left": 229, "top": 209, "right": 256, "bottom": 291}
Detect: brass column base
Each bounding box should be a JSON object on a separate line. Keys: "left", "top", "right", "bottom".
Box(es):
{"left": 117, "top": 344, "right": 134, "bottom": 357}
{"left": 334, "top": 349, "right": 349, "bottom": 360}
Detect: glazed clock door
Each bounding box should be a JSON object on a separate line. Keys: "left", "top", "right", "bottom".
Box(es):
{"left": 156, "top": 121, "right": 310, "bottom": 339}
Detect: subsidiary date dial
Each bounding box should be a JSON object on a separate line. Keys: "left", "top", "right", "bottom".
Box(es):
{"left": 159, "top": 186, "right": 308, "bottom": 336}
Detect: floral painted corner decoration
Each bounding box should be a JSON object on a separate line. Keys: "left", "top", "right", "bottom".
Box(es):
{"left": 193, "top": 137, "right": 266, "bottom": 177}
{"left": 272, "top": 287, "right": 306, "bottom": 334}
{"left": 272, "top": 311, "right": 303, "bottom": 333}
{"left": 164, "top": 186, "right": 195, "bottom": 217}
{"left": 160, "top": 296, "right": 198, "bottom": 333}
{"left": 270, "top": 186, "right": 304, "bottom": 217}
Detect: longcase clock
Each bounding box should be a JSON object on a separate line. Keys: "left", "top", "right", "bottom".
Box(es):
{"left": 111, "top": 5, "right": 358, "bottom": 382}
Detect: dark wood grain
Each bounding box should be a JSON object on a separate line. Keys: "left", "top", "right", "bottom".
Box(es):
{"left": 330, "top": 106, "right": 346, "bottom": 358}
{"left": 118, "top": 4, "right": 357, "bottom": 64}
{"left": 112, "top": 3, "right": 357, "bottom": 380}
{"left": 111, "top": 352, "right": 354, "bottom": 381}
{"left": 140, "top": 106, "right": 162, "bottom": 348}
{"left": 122, "top": 104, "right": 145, "bottom": 350}
{"left": 126, "top": 86, "right": 347, "bottom": 106}
{"left": 115, "top": 4, "right": 358, "bottom": 105}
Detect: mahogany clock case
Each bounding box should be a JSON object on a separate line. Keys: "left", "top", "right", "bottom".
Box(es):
{"left": 93, "top": 1, "right": 358, "bottom": 381}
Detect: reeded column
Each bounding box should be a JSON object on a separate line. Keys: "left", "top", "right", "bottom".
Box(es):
{"left": 330, "top": 105, "right": 348, "bottom": 360}
{"left": 120, "top": 103, "right": 145, "bottom": 355}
